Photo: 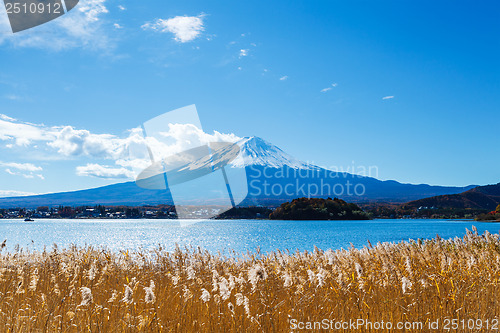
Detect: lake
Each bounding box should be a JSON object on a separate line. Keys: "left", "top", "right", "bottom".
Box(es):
{"left": 0, "top": 219, "right": 498, "bottom": 255}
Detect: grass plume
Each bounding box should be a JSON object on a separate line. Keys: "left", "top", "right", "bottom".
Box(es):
{"left": 0, "top": 228, "right": 499, "bottom": 331}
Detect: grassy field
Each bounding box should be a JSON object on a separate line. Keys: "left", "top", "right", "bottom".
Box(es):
{"left": 0, "top": 227, "right": 500, "bottom": 332}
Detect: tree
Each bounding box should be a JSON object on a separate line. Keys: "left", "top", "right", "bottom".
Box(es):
{"left": 496, "top": 204, "right": 500, "bottom": 213}
{"left": 60, "top": 206, "right": 75, "bottom": 218}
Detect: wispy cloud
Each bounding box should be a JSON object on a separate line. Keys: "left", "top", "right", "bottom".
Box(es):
{"left": 1, "top": 162, "right": 42, "bottom": 172}
{"left": 239, "top": 49, "right": 249, "bottom": 57}
{"left": 0, "top": 114, "right": 16, "bottom": 121}
{"left": 4, "top": 94, "right": 21, "bottom": 100}
{"left": 0, "top": 114, "right": 53, "bottom": 146}
{"left": 113, "top": 23, "right": 123, "bottom": 29}
{"left": 117, "top": 5, "right": 126, "bottom": 11}
{"left": 0, "top": 162, "right": 44, "bottom": 179}
{"left": 142, "top": 14, "right": 205, "bottom": 43}
{"left": 320, "top": 83, "right": 338, "bottom": 93}
{"left": 279, "top": 76, "right": 288, "bottom": 81}
{"left": 76, "top": 163, "right": 134, "bottom": 179}
{"left": 382, "top": 95, "right": 395, "bottom": 100}
{"left": 0, "top": 0, "right": 112, "bottom": 51}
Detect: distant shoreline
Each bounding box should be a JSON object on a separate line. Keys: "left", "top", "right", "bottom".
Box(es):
{"left": 0, "top": 217, "right": 481, "bottom": 222}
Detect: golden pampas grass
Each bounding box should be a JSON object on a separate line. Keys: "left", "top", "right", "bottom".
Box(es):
{"left": 0, "top": 230, "right": 498, "bottom": 331}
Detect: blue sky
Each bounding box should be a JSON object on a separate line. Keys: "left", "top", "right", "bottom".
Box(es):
{"left": 0, "top": 0, "right": 499, "bottom": 196}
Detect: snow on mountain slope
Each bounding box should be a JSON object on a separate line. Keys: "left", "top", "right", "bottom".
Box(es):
{"left": 231, "top": 136, "right": 319, "bottom": 170}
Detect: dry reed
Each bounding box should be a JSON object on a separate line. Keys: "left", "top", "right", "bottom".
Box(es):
{"left": 0, "top": 227, "right": 499, "bottom": 332}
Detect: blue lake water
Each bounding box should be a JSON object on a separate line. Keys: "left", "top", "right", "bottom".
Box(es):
{"left": 0, "top": 219, "right": 499, "bottom": 255}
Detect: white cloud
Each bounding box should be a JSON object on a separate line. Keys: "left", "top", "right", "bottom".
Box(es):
{"left": 0, "top": 116, "right": 129, "bottom": 158}
{"left": 321, "top": 83, "right": 338, "bottom": 93}
{"left": 279, "top": 76, "right": 288, "bottom": 81}
{"left": 382, "top": 96, "right": 395, "bottom": 100}
{"left": 113, "top": 23, "right": 123, "bottom": 29}
{"left": 47, "top": 126, "right": 128, "bottom": 159}
{"left": 76, "top": 163, "right": 134, "bottom": 179}
{"left": 0, "top": 162, "right": 42, "bottom": 172}
{"left": 0, "top": 114, "right": 16, "bottom": 122}
{"left": 0, "top": 190, "right": 38, "bottom": 198}
{"left": 111, "top": 123, "right": 241, "bottom": 177}
{"left": 141, "top": 15, "right": 205, "bottom": 43}
{"left": 115, "top": 158, "right": 150, "bottom": 176}
{"left": 239, "top": 49, "right": 249, "bottom": 57}
{"left": 118, "top": 5, "right": 126, "bottom": 10}
{"left": 0, "top": 0, "right": 111, "bottom": 51}
{"left": 0, "top": 117, "right": 53, "bottom": 146}
{"left": 155, "top": 123, "right": 240, "bottom": 158}
{"left": 0, "top": 161, "right": 44, "bottom": 179}
{"left": 4, "top": 94, "right": 21, "bottom": 100}
{"left": 5, "top": 168, "right": 43, "bottom": 179}
{"left": 0, "top": 114, "right": 241, "bottom": 181}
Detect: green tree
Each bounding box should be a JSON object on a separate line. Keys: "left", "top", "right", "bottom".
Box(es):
{"left": 496, "top": 204, "right": 500, "bottom": 213}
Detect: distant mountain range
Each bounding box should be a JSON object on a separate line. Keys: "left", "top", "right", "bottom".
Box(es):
{"left": 0, "top": 136, "right": 478, "bottom": 208}
{"left": 404, "top": 183, "right": 500, "bottom": 211}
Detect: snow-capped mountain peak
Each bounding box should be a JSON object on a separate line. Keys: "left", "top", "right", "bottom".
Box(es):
{"left": 231, "top": 136, "right": 318, "bottom": 169}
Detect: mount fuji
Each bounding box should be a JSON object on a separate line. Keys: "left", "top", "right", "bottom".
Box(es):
{"left": 230, "top": 137, "right": 316, "bottom": 170}
{"left": 0, "top": 137, "right": 476, "bottom": 208}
